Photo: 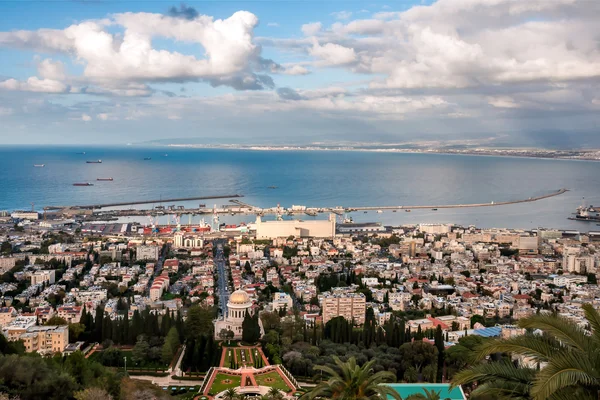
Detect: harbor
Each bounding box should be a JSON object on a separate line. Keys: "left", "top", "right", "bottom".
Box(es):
{"left": 42, "top": 188, "right": 568, "bottom": 221}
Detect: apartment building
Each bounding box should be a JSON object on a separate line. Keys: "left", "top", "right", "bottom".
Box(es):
{"left": 19, "top": 325, "right": 69, "bottom": 354}
{"left": 57, "top": 305, "right": 83, "bottom": 323}
{"left": 136, "top": 245, "right": 160, "bottom": 261}
{"left": 321, "top": 292, "right": 366, "bottom": 325}
{"left": 30, "top": 270, "right": 56, "bottom": 285}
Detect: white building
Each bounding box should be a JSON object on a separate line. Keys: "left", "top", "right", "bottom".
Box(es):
{"left": 174, "top": 233, "right": 204, "bottom": 249}
{"left": 136, "top": 245, "right": 160, "bottom": 261}
{"left": 419, "top": 224, "right": 451, "bottom": 234}
{"left": 10, "top": 212, "right": 39, "bottom": 220}
{"left": 30, "top": 270, "right": 55, "bottom": 285}
{"left": 255, "top": 215, "right": 336, "bottom": 239}
{"left": 214, "top": 290, "right": 263, "bottom": 340}
{"left": 271, "top": 292, "right": 293, "bottom": 312}
{"left": 553, "top": 275, "right": 587, "bottom": 287}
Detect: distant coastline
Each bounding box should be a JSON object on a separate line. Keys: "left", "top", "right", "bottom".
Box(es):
{"left": 165, "top": 143, "right": 600, "bottom": 161}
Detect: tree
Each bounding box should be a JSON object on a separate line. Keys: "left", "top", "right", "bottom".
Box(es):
{"left": 184, "top": 305, "right": 214, "bottom": 340}
{"left": 266, "top": 387, "right": 284, "bottom": 400}
{"left": 74, "top": 387, "right": 113, "bottom": 400}
{"left": 218, "top": 329, "right": 228, "bottom": 343}
{"left": 45, "top": 316, "right": 68, "bottom": 326}
{"left": 242, "top": 312, "right": 260, "bottom": 344}
{"left": 69, "top": 323, "right": 86, "bottom": 342}
{"left": 226, "top": 329, "right": 235, "bottom": 345}
{"left": 161, "top": 327, "right": 180, "bottom": 364}
{"left": 301, "top": 356, "right": 401, "bottom": 400}
{"left": 406, "top": 388, "right": 443, "bottom": 400}
{"left": 452, "top": 303, "right": 600, "bottom": 400}
{"left": 131, "top": 335, "right": 150, "bottom": 365}
{"left": 222, "top": 388, "right": 237, "bottom": 400}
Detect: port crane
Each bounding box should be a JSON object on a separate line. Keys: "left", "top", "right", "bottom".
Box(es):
{"left": 211, "top": 204, "right": 219, "bottom": 231}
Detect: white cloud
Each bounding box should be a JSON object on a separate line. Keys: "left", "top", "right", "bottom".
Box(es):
{"left": 267, "top": 22, "right": 280, "bottom": 27}
{"left": 331, "top": 11, "right": 353, "bottom": 20}
{"left": 309, "top": 41, "right": 356, "bottom": 66}
{"left": 0, "top": 10, "right": 272, "bottom": 91}
{"left": 37, "top": 58, "right": 66, "bottom": 81}
{"left": 282, "top": 65, "right": 310, "bottom": 75}
{"left": 487, "top": 96, "right": 519, "bottom": 108}
{"left": 301, "top": 22, "right": 322, "bottom": 36}
{"left": 0, "top": 77, "right": 68, "bottom": 93}
{"left": 97, "top": 113, "right": 109, "bottom": 120}
{"left": 81, "top": 113, "right": 92, "bottom": 121}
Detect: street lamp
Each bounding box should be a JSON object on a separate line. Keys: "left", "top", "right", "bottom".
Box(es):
{"left": 124, "top": 356, "right": 127, "bottom": 375}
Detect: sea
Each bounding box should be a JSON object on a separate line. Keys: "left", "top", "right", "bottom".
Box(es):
{"left": 1, "top": 145, "right": 600, "bottom": 231}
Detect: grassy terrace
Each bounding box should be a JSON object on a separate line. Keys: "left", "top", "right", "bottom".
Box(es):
{"left": 254, "top": 370, "right": 293, "bottom": 393}
{"left": 208, "top": 373, "right": 241, "bottom": 396}
{"left": 235, "top": 348, "right": 252, "bottom": 366}
{"left": 223, "top": 348, "right": 235, "bottom": 368}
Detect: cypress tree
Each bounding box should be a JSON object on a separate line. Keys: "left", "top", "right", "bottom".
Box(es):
{"left": 434, "top": 325, "right": 445, "bottom": 382}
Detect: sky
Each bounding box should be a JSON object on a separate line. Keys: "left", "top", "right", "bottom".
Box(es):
{"left": 0, "top": 0, "right": 599, "bottom": 146}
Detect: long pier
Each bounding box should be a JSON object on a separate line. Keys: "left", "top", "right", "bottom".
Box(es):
{"left": 347, "top": 188, "right": 568, "bottom": 211}
{"left": 43, "top": 194, "right": 244, "bottom": 211}
{"left": 58, "top": 188, "right": 568, "bottom": 219}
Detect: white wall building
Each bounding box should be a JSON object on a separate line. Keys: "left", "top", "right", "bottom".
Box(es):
{"left": 255, "top": 215, "right": 336, "bottom": 239}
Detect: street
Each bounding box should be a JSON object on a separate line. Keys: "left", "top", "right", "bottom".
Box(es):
{"left": 214, "top": 240, "right": 230, "bottom": 318}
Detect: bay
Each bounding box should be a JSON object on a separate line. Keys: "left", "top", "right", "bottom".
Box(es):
{"left": 1, "top": 145, "right": 599, "bottom": 231}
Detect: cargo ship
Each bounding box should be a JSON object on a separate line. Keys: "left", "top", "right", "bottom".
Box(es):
{"left": 86, "top": 160, "right": 102, "bottom": 164}
{"left": 73, "top": 182, "right": 94, "bottom": 186}
{"left": 96, "top": 178, "right": 113, "bottom": 181}
{"left": 570, "top": 205, "right": 600, "bottom": 222}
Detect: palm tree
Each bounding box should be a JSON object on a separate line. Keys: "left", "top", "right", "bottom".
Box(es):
{"left": 452, "top": 303, "right": 600, "bottom": 400}
{"left": 301, "top": 355, "right": 402, "bottom": 400}
{"left": 222, "top": 388, "right": 238, "bottom": 400}
{"left": 406, "top": 388, "right": 443, "bottom": 400}
{"left": 264, "top": 387, "right": 284, "bottom": 400}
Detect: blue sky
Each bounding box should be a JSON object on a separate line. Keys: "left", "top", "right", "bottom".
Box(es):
{"left": 0, "top": 0, "right": 598, "bottom": 146}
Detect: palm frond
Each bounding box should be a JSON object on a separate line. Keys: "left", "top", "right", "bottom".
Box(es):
{"left": 517, "top": 314, "right": 591, "bottom": 352}
{"left": 531, "top": 349, "right": 600, "bottom": 400}
{"left": 474, "top": 333, "right": 562, "bottom": 363}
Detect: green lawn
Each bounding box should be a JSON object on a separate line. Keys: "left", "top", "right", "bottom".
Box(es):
{"left": 223, "top": 348, "right": 235, "bottom": 368}
{"left": 254, "top": 370, "right": 293, "bottom": 392}
{"left": 208, "top": 373, "right": 241, "bottom": 395}
{"left": 235, "top": 348, "right": 252, "bottom": 366}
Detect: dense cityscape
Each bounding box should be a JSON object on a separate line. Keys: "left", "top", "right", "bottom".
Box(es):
{"left": 1, "top": 0, "right": 599, "bottom": 398}
{"left": 1, "top": 209, "right": 599, "bottom": 399}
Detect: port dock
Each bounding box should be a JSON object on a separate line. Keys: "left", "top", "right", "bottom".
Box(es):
{"left": 43, "top": 189, "right": 567, "bottom": 219}
{"left": 43, "top": 194, "right": 244, "bottom": 211}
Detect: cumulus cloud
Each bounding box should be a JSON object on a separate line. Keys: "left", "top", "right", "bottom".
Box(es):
{"left": 37, "top": 58, "right": 66, "bottom": 81}
{"left": 81, "top": 113, "right": 92, "bottom": 121}
{"left": 0, "top": 10, "right": 274, "bottom": 92}
{"left": 281, "top": 64, "right": 310, "bottom": 75}
{"left": 0, "top": 77, "right": 68, "bottom": 93}
{"left": 309, "top": 40, "right": 356, "bottom": 66}
{"left": 301, "top": 22, "right": 322, "bottom": 36}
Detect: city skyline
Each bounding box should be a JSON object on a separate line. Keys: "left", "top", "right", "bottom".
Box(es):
{"left": 0, "top": 0, "right": 599, "bottom": 145}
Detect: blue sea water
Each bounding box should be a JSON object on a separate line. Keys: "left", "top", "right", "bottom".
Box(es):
{"left": 1, "top": 145, "right": 599, "bottom": 231}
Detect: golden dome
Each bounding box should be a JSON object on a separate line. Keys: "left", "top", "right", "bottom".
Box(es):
{"left": 229, "top": 290, "right": 251, "bottom": 305}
